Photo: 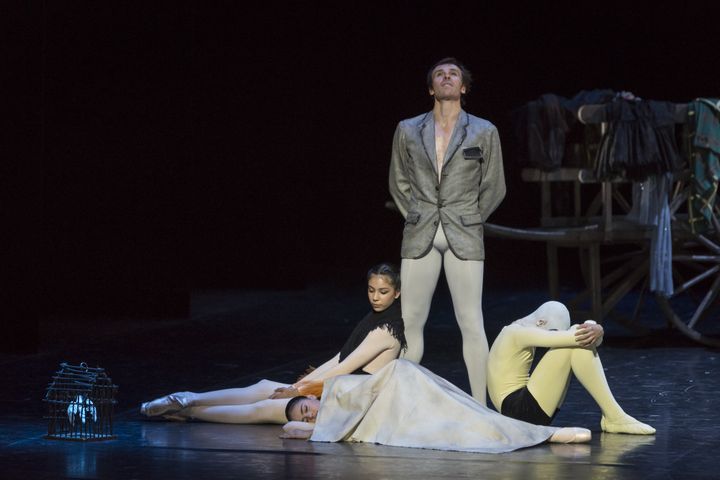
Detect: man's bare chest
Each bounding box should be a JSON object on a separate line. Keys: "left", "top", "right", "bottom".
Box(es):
{"left": 434, "top": 122, "right": 455, "bottom": 165}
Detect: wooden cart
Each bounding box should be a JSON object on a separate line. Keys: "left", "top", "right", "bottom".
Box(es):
{"left": 485, "top": 103, "right": 720, "bottom": 347}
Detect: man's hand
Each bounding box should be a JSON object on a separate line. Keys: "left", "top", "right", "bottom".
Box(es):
{"left": 575, "top": 321, "right": 604, "bottom": 347}
{"left": 269, "top": 386, "right": 300, "bottom": 399}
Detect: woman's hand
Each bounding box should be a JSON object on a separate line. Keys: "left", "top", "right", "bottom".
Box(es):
{"left": 279, "top": 421, "right": 314, "bottom": 440}
{"left": 279, "top": 428, "right": 313, "bottom": 440}
{"left": 575, "top": 321, "right": 604, "bottom": 347}
{"left": 269, "top": 386, "right": 300, "bottom": 399}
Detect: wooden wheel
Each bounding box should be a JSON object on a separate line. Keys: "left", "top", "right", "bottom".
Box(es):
{"left": 655, "top": 179, "right": 720, "bottom": 347}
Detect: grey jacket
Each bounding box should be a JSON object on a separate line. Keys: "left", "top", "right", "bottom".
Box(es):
{"left": 389, "top": 110, "right": 506, "bottom": 260}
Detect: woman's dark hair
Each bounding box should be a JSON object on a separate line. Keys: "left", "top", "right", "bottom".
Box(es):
{"left": 425, "top": 57, "right": 473, "bottom": 103}
{"left": 367, "top": 262, "right": 401, "bottom": 290}
{"left": 285, "top": 395, "right": 309, "bottom": 422}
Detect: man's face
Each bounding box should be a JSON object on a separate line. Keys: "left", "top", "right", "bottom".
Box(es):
{"left": 289, "top": 397, "right": 321, "bottom": 423}
{"left": 429, "top": 63, "right": 466, "bottom": 101}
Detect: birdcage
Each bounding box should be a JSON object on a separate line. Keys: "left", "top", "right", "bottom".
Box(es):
{"left": 44, "top": 362, "right": 118, "bottom": 441}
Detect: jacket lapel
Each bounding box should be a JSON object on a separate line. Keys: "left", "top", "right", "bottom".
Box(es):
{"left": 443, "top": 110, "right": 469, "bottom": 169}
{"left": 418, "top": 112, "right": 438, "bottom": 176}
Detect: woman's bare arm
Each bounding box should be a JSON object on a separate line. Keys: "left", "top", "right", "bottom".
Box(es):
{"left": 271, "top": 327, "right": 400, "bottom": 399}
{"left": 295, "top": 327, "right": 398, "bottom": 387}
{"left": 300, "top": 353, "right": 340, "bottom": 382}
{"left": 269, "top": 354, "right": 341, "bottom": 399}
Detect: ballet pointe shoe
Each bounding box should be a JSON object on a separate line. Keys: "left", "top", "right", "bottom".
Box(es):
{"left": 549, "top": 427, "right": 592, "bottom": 443}
{"left": 140, "top": 392, "right": 192, "bottom": 417}
{"left": 601, "top": 415, "right": 656, "bottom": 435}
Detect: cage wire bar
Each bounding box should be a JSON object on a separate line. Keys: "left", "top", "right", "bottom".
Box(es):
{"left": 43, "top": 362, "right": 118, "bottom": 441}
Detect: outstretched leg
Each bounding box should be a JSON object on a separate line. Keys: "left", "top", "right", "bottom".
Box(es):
{"left": 188, "top": 379, "right": 288, "bottom": 405}
{"left": 400, "top": 246, "right": 442, "bottom": 363}
{"left": 179, "top": 398, "right": 292, "bottom": 424}
{"left": 444, "top": 251, "right": 487, "bottom": 405}
{"left": 528, "top": 346, "right": 655, "bottom": 434}
{"left": 141, "top": 379, "right": 288, "bottom": 417}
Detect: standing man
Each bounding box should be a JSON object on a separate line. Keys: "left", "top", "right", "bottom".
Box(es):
{"left": 389, "top": 57, "right": 506, "bottom": 404}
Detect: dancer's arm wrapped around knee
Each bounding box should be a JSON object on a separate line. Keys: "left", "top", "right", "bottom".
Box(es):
{"left": 508, "top": 324, "right": 586, "bottom": 349}
{"left": 574, "top": 320, "right": 603, "bottom": 348}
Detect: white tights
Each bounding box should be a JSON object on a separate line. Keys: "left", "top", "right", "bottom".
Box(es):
{"left": 179, "top": 379, "right": 292, "bottom": 424}
{"left": 400, "top": 225, "right": 487, "bottom": 404}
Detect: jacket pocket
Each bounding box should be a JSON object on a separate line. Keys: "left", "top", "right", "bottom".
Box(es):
{"left": 405, "top": 212, "right": 421, "bottom": 225}
{"left": 460, "top": 213, "right": 483, "bottom": 226}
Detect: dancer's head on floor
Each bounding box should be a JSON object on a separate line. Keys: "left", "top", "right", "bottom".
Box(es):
{"left": 367, "top": 263, "right": 401, "bottom": 312}
{"left": 512, "top": 301, "right": 571, "bottom": 331}
{"left": 285, "top": 395, "right": 320, "bottom": 422}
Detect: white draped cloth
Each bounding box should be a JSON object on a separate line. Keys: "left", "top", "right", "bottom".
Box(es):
{"left": 310, "top": 360, "right": 559, "bottom": 453}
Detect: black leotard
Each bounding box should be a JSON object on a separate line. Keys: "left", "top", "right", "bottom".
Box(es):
{"left": 338, "top": 302, "right": 407, "bottom": 372}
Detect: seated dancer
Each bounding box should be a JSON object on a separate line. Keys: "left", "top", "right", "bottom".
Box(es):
{"left": 140, "top": 263, "right": 407, "bottom": 424}
{"left": 280, "top": 359, "right": 592, "bottom": 453}
{"left": 487, "top": 301, "right": 655, "bottom": 435}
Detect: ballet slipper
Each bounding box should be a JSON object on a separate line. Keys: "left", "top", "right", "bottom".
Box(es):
{"left": 549, "top": 427, "right": 592, "bottom": 443}
{"left": 601, "top": 415, "right": 656, "bottom": 435}
{"left": 140, "top": 392, "right": 192, "bottom": 417}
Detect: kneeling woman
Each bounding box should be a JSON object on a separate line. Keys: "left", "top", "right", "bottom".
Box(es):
{"left": 140, "top": 263, "right": 407, "bottom": 424}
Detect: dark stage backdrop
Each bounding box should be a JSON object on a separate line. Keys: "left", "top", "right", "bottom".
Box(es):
{"left": 34, "top": 1, "right": 717, "bottom": 323}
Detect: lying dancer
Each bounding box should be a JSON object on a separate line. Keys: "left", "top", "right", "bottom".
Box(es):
{"left": 279, "top": 359, "right": 591, "bottom": 453}
{"left": 487, "top": 301, "right": 655, "bottom": 434}
{"left": 140, "top": 263, "right": 407, "bottom": 424}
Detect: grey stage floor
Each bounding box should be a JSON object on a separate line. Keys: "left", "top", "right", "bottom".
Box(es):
{"left": 1, "top": 281, "right": 718, "bottom": 479}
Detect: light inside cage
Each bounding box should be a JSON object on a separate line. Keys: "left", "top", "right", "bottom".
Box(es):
{"left": 67, "top": 395, "right": 98, "bottom": 425}
{"left": 44, "top": 362, "right": 118, "bottom": 441}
